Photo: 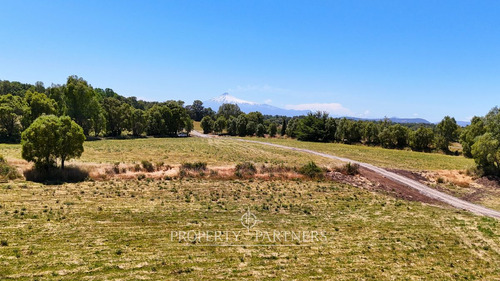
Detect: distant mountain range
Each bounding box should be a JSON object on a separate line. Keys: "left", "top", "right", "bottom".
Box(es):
{"left": 203, "top": 93, "right": 470, "bottom": 126}
{"left": 204, "top": 93, "right": 310, "bottom": 117}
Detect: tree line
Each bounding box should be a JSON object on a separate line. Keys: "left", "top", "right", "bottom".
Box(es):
{"left": 0, "top": 76, "right": 193, "bottom": 142}
{"left": 199, "top": 104, "right": 459, "bottom": 153}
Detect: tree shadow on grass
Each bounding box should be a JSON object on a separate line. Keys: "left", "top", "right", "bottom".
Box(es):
{"left": 24, "top": 166, "right": 89, "bottom": 184}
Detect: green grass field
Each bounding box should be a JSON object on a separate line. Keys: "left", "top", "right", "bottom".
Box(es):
{"left": 242, "top": 137, "right": 475, "bottom": 171}
{"left": 0, "top": 137, "right": 340, "bottom": 168}
{"left": 0, "top": 136, "right": 475, "bottom": 171}
{"left": 1, "top": 179, "right": 499, "bottom": 280}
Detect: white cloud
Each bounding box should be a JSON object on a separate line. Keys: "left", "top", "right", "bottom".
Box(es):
{"left": 264, "top": 99, "right": 272, "bottom": 104}
{"left": 284, "top": 103, "right": 352, "bottom": 116}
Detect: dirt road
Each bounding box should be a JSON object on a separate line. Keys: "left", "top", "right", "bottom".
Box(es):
{"left": 191, "top": 130, "right": 500, "bottom": 218}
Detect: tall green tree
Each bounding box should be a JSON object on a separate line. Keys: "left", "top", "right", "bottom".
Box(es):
{"left": 200, "top": 116, "right": 214, "bottom": 134}
{"left": 409, "top": 127, "right": 434, "bottom": 151}
{"left": 217, "top": 103, "right": 242, "bottom": 120}
{"left": 256, "top": 123, "right": 266, "bottom": 137}
{"left": 435, "top": 116, "right": 459, "bottom": 152}
{"left": 64, "top": 76, "right": 103, "bottom": 135}
{"left": 214, "top": 116, "right": 227, "bottom": 134}
{"left": 269, "top": 123, "right": 277, "bottom": 137}
{"left": 102, "top": 97, "right": 131, "bottom": 136}
{"left": 236, "top": 114, "right": 248, "bottom": 136}
{"left": 460, "top": 116, "right": 485, "bottom": 157}
{"left": 0, "top": 94, "right": 26, "bottom": 142}
{"left": 21, "top": 115, "right": 84, "bottom": 169}
{"left": 24, "top": 90, "right": 57, "bottom": 126}
{"left": 130, "top": 108, "right": 147, "bottom": 136}
{"left": 280, "top": 119, "right": 287, "bottom": 136}
{"left": 186, "top": 100, "right": 205, "bottom": 121}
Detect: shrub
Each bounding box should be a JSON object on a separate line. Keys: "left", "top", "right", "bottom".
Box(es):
{"left": 155, "top": 161, "right": 164, "bottom": 171}
{"left": 113, "top": 162, "right": 120, "bottom": 174}
{"left": 235, "top": 162, "right": 257, "bottom": 177}
{"left": 0, "top": 155, "right": 20, "bottom": 180}
{"left": 181, "top": 162, "right": 207, "bottom": 171}
{"left": 141, "top": 160, "right": 154, "bottom": 172}
{"left": 299, "top": 161, "right": 324, "bottom": 179}
{"left": 24, "top": 166, "right": 88, "bottom": 184}
{"left": 337, "top": 162, "right": 360, "bottom": 176}
{"left": 134, "top": 164, "right": 141, "bottom": 172}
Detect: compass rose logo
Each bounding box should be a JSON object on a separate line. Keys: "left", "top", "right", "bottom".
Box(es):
{"left": 241, "top": 207, "right": 260, "bottom": 231}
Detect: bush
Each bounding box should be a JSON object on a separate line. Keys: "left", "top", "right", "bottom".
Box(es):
{"left": 181, "top": 162, "right": 207, "bottom": 171}
{"left": 337, "top": 162, "right": 360, "bottom": 176}
{"left": 0, "top": 155, "right": 20, "bottom": 180}
{"left": 299, "top": 161, "right": 324, "bottom": 179}
{"left": 141, "top": 160, "right": 154, "bottom": 172}
{"left": 155, "top": 161, "right": 164, "bottom": 171}
{"left": 24, "top": 166, "right": 88, "bottom": 184}
{"left": 235, "top": 162, "right": 257, "bottom": 177}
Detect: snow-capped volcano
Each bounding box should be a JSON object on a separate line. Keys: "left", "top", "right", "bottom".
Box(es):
{"left": 204, "top": 93, "right": 308, "bottom": 116}
{"left": 208, "top": 93, "right": 257, "bottom": 105}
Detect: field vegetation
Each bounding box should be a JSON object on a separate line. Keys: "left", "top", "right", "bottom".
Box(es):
{"left": 1, "top": 179, "right": 499, "bottom": 280}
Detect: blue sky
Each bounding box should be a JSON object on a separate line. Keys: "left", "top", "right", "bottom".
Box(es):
{"left": 1, "top": 0, "right": 499, "bottom": 122}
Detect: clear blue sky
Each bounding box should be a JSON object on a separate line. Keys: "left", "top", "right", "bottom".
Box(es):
{"left": 1, "top": 0, "right": 499, "bottom": 122}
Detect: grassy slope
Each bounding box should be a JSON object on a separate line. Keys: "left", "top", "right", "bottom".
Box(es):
{"left": 241, "top": 137, "right": 475, "bottom": 171}
{"left": 0, "top": 179, "right": 499, "bottom": 279}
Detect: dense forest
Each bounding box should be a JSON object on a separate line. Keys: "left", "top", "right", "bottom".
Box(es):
{"left": 1, "top": 76, "right": 499, "bottom": 176}
{"left": 0, "top": 76, "right": 193, "bottom": 142}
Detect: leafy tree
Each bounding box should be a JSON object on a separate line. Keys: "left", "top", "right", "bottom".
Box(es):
{"left": 130, "top": 108, "right": 147, "bottom": 136}
{"left": 246, "top": 121, "right": 257, "bottom": 136}
{"left": 227, "top": 116, "right": 238, "bottom": 136}
{"left": 200, "top": 116, "right": 214, "bottom": 134}
{"left": 269, "top": 123, "right": 277, "bottom": 137}
{"left": 64, "top": 76, "right": 103, "bottom": 135}
{"left": 247, "top": 111, "right": 264, "bottom": 124}
{"left": 217, "top": 103, "right": 242, "bottom": 120}
{"left": 214, "top": 116, "right": 227, "bottom": 134}
{"left": 285, "top": 118, "right": 298, "bottom": 137}
{"left": 280, "top": 119, "right": 287, "bottom": 136}
{"left": 21, "top": 115, "right": 84, "bottom": 169}
{"left": 435, "top": 116, "right": 459, "bottom": 151}
{"left": 24, "top": 90, "right": 57, "bottom": 126}
{"left": 0, "top": 94, "right": 26, "bottom": 142}
{"left": 102, "top": 97, "right": 131, "bottom": 136}
{"left": 362, "top": 122, "right": 380, "bottom": 145}
{"left": 256, "top": 123, "right": 266, "bottom": 137}
{"left": 164, "top": 101, "right": 190, "bottom": 135}
{"left": 185, "top": 100, "right": 205, "bottom": 121}
{"left": 379, "top": 124, "right": 409, "bottom": 149}
{"left": 58, "top": 116, "right": 85, "bottom": 169}
{"left": 471, "top": 133, "right": 500, "bottom": 176}
{"left": 296, "top": 112, "right": 327, "bottom": 142}
{"left": 484, "top": 107, "right": 500, "bottom": 138}
{"left": 324, "top": 118, "right": 336, "bottom": 141}
{"left": 146, "top": 105, "right": 167, "bottom": 135}
{"left": 460, "top": 116, "right": 485, "bottom": 157}
{"left": 47, "top": 85, "right": 67, "bottom": 115}
{"left": 183, "top": 117, "right": 194, "bottom": 135}
{"left": 409, "top": 127, "right": 434, "bottom": 151}
{"left": 236, "top": 114, "right": 248, "bottom": 136}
